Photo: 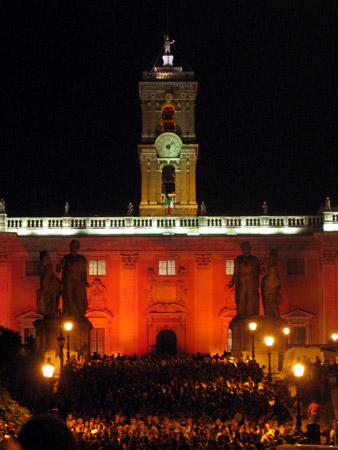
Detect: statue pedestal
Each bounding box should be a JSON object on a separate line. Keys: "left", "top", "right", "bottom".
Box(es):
{"left": 34, "top": 316, "right": 92, "bottom": 375}
{"left": 230, "top": 315, "right": 288, "bottom": 375}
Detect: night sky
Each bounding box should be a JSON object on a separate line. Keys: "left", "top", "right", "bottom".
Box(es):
{"left": 2, "top": 1, "right": 338, "bottom": 218}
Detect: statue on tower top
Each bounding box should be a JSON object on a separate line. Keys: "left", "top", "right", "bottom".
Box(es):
{"left": 164, "top": 35, "right": 175, "bottom": 54}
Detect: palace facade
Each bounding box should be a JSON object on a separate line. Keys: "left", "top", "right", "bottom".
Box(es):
{"left": 1, "top": 38, "right": 338, "bottom": 358}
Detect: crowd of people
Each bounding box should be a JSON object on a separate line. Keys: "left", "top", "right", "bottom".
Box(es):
{"left": 3, "top": 353, "right": 337, "bottom": 449}
{"left": 57, "top": 354, "right": 271, "bottom": 417}
{"left": 54, "top": 354, "right": 299, "bottom": 449}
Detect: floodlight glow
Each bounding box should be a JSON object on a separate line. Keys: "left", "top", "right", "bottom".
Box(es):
{"left": 283, "top": 327, "right": 290, "bottom": 335}
{"left": 332, "top": 333, "right": 338, "bottom": 342}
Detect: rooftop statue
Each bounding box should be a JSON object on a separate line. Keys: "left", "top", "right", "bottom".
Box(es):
{"left": 0, "top": 198, "right": 6, "bottom": 213}
{"left": 228, "top": 241, "right": 260, "bottom": 317}
{"left": 261, "top": 249, "right": 282, "bottom": 317}
{"left": 262, "top": 201, "right": 268, "bottom": 215}
{"left": 57, "top": 240, "right": 88, "bottom": 318}
{"left": 325, "top": 197, "right": 331, "bottom": 211}
{"left": 127, "top": 202, "right": 134, "bottom": 216}
{"left": 164, "top": 34, "right": 175, "bottom": 54}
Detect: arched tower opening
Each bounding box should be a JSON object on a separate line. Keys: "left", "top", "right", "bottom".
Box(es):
{"left": 162, "top": 165, "right": 176, "bottom": 194}
{"left": 161, "top": 105, "right": 176, "bottom": 133}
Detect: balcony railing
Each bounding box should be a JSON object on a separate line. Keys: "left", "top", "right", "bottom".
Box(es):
{"left": 1, "top": 212, "right": 331, "bottom": 236}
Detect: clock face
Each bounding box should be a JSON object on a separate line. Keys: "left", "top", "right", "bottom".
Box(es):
{"left": 155, "top": 132, "right": 182, "bottom": 158}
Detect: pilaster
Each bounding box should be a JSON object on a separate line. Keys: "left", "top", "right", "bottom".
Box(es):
{"left": 320, "top": 247, "right": 338, "bottom": 342}
{"left": 194, "top": 253, "right": 213, "bottom": 353}
{"left": 119, "top": 253, "right": 138, "bottom": 354}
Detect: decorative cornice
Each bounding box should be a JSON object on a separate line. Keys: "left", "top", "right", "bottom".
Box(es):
{"left": 195, "top": 253, "right": 211, "bottom": 268}
{"left": 121, "top": 253, "right": 138, "bottom": 269}
{"left": 320, "top": 248, "right": 338, "bottom": 266}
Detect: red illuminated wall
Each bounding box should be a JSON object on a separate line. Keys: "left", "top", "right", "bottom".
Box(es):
{"left": 1, "top": 233, "right": 338, "bottom": 354}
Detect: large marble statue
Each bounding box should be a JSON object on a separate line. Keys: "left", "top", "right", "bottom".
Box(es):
{"left": 228, "top": 241, "right": 260, "bottom": 316}
{"left": 57, "top": 240, "right": 88, "bottom": 318}
{"left": 36, "top": 251, "right": 61, "bottom": 317}
{"left": 261, "top": 249, "right": 282, "bottom": 317}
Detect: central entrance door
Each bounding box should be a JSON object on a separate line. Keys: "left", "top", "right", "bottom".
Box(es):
{"left": 156, "top": 329, "right": 177, "bottom": 356}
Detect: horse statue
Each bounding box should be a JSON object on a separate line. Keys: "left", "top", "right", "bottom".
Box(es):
{"left": 36, "top": 251, "right": 61, "bottom": 317}
{"left": 261, "top": 249, "right": 282, "bottom": 317}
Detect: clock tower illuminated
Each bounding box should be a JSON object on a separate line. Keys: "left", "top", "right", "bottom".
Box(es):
{"left": 138, "top": 36, "right": 198, "bottom": 217}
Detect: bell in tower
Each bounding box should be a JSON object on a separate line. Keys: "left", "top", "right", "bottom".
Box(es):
{"left": 138, "top": 36, "right": 198, "bottom": 217}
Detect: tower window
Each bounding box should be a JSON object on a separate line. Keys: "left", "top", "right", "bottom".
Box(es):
{"left": 162, "top": 166, "right": 176, "bottom": 194}
{"left": 161, "top": 105, "right": 176, "bottom": 133}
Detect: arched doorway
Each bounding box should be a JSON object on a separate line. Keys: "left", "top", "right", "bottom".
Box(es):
{"left": 156, "top": 329, "right": 177, "bottom": 356}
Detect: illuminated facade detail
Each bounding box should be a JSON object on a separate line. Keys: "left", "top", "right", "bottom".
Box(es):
{"left": 87, "top": 278, "right": 108, "bottom": 311}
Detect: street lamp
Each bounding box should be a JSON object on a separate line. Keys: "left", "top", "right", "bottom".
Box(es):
{"left": 64, "top": 322, "right": 73, "bottom": 361}
{"left": 249, "top": 322, "right": 257, "bottom": 360}
{"left": 42, "top": 358, "right": 55, "bottom": 412}
{"left": 283, "top": 327, "right": 290, "bottom": 349}
{"left": 293, "top": 363, "right": 305, "bottom": 430}
{"left": 265, "top": 336, "right": 274, "bottom": 381}
{"left": 42, "top": 358, "right": 55, "bottom": 378}
{"left": 331, "top": 333, "right": 338, "bottom": 343}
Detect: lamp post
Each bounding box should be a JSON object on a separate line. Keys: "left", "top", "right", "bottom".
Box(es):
{"left": 56, "top": 310, "right": 65, "bottom": 372}
{"left": 283, "top": 327, "right": 290, "bottom": 349}
{"left": 249, "top": 322, "right": 257, "bottom": 360}
{"left": 293, "top": 363, "right": 305, "bottom": 431}
{"left": 42, "top": 358, "right": 55, "bottom": 412}
{"left": 64, "top": 322, "right": 73, "bottom": 361}
{"left": 265, "top": 336, "right": 274, "bottom": 382}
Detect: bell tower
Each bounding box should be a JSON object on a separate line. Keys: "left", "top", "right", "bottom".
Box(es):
{"left": 138, "top": 36, "right": 198, "bottom": 217}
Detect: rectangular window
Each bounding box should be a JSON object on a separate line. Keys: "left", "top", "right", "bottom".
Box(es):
{"left": 25, "top": 261, "right": 40, "bottom": 276}
{"left": 24, "top": 328, "right": 36, "bottom": 342}
{"left": 89, "top": 260, "right": 106, "bottom": 276}
{"left": 90, "top": 328, "right": 105, "bottom": 357}
{"left": 290, "top": 327, "right": 306, "bottom": 345}
{"left": 226, "top": 259, "right": 234, "bottom": 275}
{"left": 287, "top": 259, "right": 305, "bottom": 274}
{"left": 227, "top": 327, "right": 233, "bottom": 352}
{"left": 158, "top": 259, "right": 176, "bottom": 276}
